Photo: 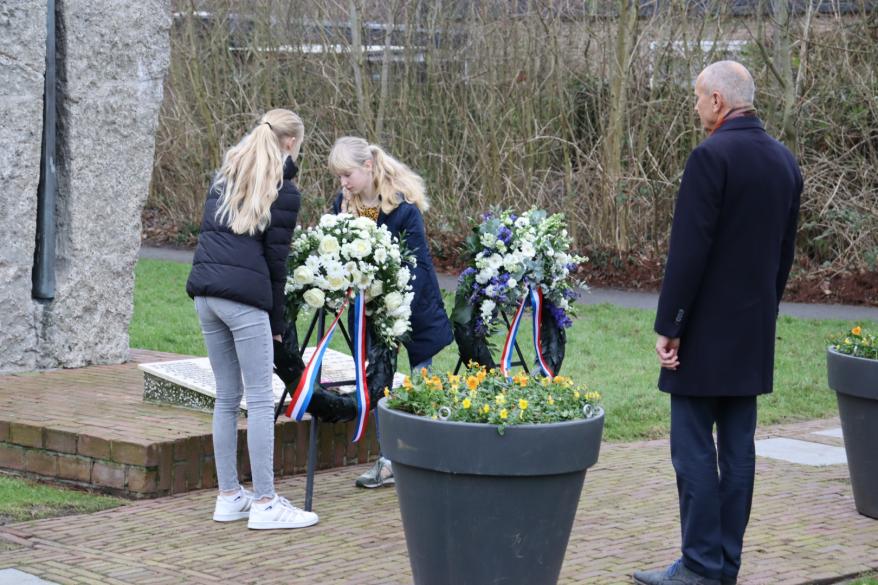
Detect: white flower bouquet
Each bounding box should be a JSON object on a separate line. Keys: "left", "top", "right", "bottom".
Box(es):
{"left": 285, "top": 213, "right": 416, "bottom": 347}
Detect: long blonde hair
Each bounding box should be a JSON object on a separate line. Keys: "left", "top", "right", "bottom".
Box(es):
{"left": 215, "top": 109, "right": 304, "bottom": 235}
{"left": 328, "top": 136, "right": 428, "bottom": 216}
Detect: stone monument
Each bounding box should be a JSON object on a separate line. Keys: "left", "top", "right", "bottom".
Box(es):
{"left": 0, "top": 1, "right": 170, "bottom": 372}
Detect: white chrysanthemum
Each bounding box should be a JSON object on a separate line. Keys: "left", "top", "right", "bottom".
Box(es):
{"left": 352, "top": 217, "right": 374, "bottom": 230}
{"left": 397, "top": 267, "right": 411, "bottom": 288}
{"left": 303, "top": 288, "right": 325, "bottom": 308}
{"left": 384, "top": 291, "right": 404, "bottom": 312}
{"left": 391, "top": 319, "right": 409, "bottom": 337}
{"left": 481, "top": 299, "right": 496, "bottom": 319}
{"left": 319, "top": 214, "right": 339, "bottom": 228}
{"left": 520, "top": 242, "right": 536, "bottom": 258}
{"left": 374, "top": 247, "right": 388, "bottom": 264}
{"left": 368, "top": 280, "right": 384, "bottom": 298}
{"left": 486, "top": 254, "right": 503, "bottom": 270}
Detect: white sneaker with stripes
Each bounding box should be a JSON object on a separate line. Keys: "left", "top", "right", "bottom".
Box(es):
{"left": 213, "top": 488, "right": 254, "bottom": 522}
{"left": 247, "top": 495, "right": 319, "bottom": 530}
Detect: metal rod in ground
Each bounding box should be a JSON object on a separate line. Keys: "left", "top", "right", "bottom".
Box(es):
{"left": 303, "top": 307, "right": 326, "bottom": 512}
{"left": 304, "top": 417, "right": 318, "bottom": 511}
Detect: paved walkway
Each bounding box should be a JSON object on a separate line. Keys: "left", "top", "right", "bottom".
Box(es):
{"left": 139, "top": 246, "right": 878, "bottom": 322}
{"left": 1, "top": 417, "right": 876, "bottom": 585}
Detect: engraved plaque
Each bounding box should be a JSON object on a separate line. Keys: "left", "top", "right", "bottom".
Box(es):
{"left": 139, "top": 348, "right": 405, "bottom": 413}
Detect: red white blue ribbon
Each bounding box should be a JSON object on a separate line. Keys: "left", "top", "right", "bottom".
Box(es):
{"left": 351, "top": 291, "right": 370, "bottom": 443}
{"left": 500, "top": 293, "right": 528, "bottom": 378}
{"left": 530, "top": 287, "right": 554, "bottom": 378}
{"left": 285, "top": 296, "right": 350, "bottom": 421}
{"left": 499, "top": 286, "right": 554, "bottom": 379}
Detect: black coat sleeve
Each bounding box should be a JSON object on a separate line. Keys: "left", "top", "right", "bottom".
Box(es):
{"left": 654, "top": 146, "right": 725, "bottom": 338}
{"left": 263, "top": 187, "right": 300, "bottom": 335}
{"left": 775, "top": 166, "right": 803, "bottom": 312}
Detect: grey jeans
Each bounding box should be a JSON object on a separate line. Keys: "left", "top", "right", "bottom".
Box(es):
{"left": 194, "top": 296, "right": 276, "bottom": 499}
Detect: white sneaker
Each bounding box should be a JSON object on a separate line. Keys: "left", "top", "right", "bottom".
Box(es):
{"left": 213, "top": 488, "right": 254, "bottom": 522}
{"left": 247, "top": 495, "right": 319, "bottom": 530}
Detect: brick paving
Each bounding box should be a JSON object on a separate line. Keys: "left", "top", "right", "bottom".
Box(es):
{"left": 1, "top": 417, "right": 876, "bottom": 585}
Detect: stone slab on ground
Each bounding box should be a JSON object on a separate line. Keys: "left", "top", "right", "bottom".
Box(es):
{"left": 814, "top": 427, "right": 844, "bottom": 439}
{"left": 0, "top": 350, "right": 381, "bottom": 498}
{"left": 755, "top": 437, "right": 848, "bottom": 466}
{"left": 140, "top": 348, "right": 405, "bottom": 412}
{"left": 0, "top": 418, "right": 876, "bottom": 585}
{"left": 0, "top": 569, "right": 58, "bottom": 585}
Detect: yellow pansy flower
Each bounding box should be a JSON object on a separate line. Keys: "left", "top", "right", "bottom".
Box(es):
{"left": 573, "top": 390, "right": 581, "bottom": 400}
{"left": 495, "top": 394, "right": 506, "bottom": 405}
{"left": 383, "top": 387, "right": 390, "bottom": 398}
{"left": 481, "top": 404, "right": 490, "bottom": 414}
{"left": 462, "top": 398, "right": 472, "bottom": 409}
{"left": 403, "top": 376, "right": 413, "bottom": 389}
{"left": 518, "top": 399, "right": 528, "bottom": 410}
{"left": 500, "top": 408, "right": 508, "bottom": 420}
{"left": 466, "top": 376, "right": 480, "bottom": 391}
{"left": 547, "top": 395, "right": 555, "bottom": 405}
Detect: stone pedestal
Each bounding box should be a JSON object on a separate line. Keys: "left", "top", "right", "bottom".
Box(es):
{"left": 0, "top": 1, "right": 171, "bottom": 372}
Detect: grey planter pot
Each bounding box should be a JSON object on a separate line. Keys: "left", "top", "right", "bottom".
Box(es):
{"left": 827, "top": 347, "right": 878, "bottom": 519}
{"left": 377, "top": 399, "right": 604, "bottom": 585}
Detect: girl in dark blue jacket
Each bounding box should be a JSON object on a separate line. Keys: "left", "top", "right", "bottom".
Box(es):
{"left": 328, "top": 136, "right": 453, "bottom": 488}
{"left": 186, "top": 109, "right": 316, "bottom": 530}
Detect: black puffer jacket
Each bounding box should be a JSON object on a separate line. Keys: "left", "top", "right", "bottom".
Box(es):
{"left": 186, "top": 158, "right": 301, "bottom": 335}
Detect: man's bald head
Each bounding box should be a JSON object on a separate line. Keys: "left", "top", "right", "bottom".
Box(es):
{"left": 697, "top": 61, "right": 755, "bottom": 108}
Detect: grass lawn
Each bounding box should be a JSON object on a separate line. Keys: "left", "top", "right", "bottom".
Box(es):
{"left": 845, "top": 577, "right": 878, "bottom": 585}
{"left": 0, "top": 474, "right": 124, "bottom": 525}
{"left": 131, "top": 258, "right": 876, "bottom": 442}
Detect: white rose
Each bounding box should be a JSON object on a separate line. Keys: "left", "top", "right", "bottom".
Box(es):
{"left": 303, "top": 288, "right": 325, "bottom": 308}
{"left": 507, "top": 278, "right": 517, "bottom": 288}
{"left": 319, "top": 236, "right": 340, "bottom": 256}
{"left": 520, "top": 242, "right": 536, "bottom": 258}
{"left": 391, "top": 318, "right": 409, "bottom": 337}
{"left": 480, "top": 233, "right": 497, "bottom": 248}
{"left": 326, "top": 273, "right": 348, "bottom": 291}
{"left": 384, "top": 291, "right": 404, "bottom": 312}
{"left": 515, "top": 217, "right": 529, "bottom": 228}
{"left": 293, "top": 266, "right": 314, "bottom": 285}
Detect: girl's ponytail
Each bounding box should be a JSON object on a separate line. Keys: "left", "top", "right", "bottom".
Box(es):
{"left": 215, "top": 109, "right": 304, "bottom": 235}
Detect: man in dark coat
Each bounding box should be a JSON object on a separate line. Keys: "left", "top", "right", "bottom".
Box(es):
{"left": 634, "top": 61, "right": 802, "bottom": 585}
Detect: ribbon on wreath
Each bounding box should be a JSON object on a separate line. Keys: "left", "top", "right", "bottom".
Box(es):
{"left": 530, "top": 287, "right": 555, "bottom": 378}
{"left": 285, "top": 294, "right": 350, "bottom": 421}
{"left": 350, "top": 291, "right": 370, "bottom": 443}
{"left": 499, "top": 286, "right": 555, "bottom": 379}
